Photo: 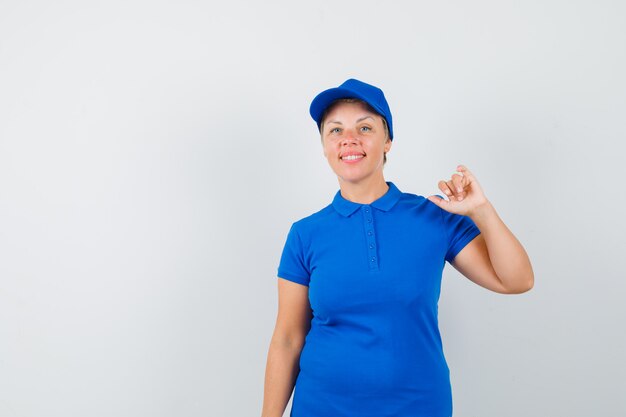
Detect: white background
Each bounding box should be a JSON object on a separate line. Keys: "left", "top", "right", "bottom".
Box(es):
{"left": 1, "top": 1, "right": 625, "bottom": 416}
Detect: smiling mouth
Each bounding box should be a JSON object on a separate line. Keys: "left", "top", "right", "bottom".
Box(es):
{"left": 341, "top": 154, "right": 365, "bottom": 161}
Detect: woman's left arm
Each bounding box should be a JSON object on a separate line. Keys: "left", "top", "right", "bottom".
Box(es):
{"left": 427, "top": 165, "right": 534, "bottom": 295}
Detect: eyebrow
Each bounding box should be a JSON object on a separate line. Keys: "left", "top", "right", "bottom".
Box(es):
{"left": 325, "top": 116, "right": 375, "bottom": 126}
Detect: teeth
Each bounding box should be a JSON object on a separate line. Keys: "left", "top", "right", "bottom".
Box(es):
{"left": 342, "top": 154, "right": 364, "bottom": 161}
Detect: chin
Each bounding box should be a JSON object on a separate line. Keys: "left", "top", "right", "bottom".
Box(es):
{"left": 337, "top": 174, "right": 370, "bottom": 183}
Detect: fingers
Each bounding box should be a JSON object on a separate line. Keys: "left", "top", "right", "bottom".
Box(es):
{"left": 438, "top": 166, "right": 471, "bottom": 201}
{"left": 457, "top": 165, "right": 475, "bottom": 182}
{"left": 437, "top": 180, "right": 455, "bottom": 199}
{"left": 451, "top": 173, "right": 464, "bottom": 194}
{"left": 438, "top": 179, "right": 464, "bottom": 201}
{"left": 431, "top": 165, "right": 481, "bottom": 212}
{"left": 449, "top": 178, "right": 465, "bottom": 201}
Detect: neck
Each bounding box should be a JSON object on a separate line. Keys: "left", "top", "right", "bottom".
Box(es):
{"left": 338, "top": 175, "right": 389, "bottom": 204}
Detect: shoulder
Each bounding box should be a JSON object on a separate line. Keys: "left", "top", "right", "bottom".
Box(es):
{"left": 395, "top": 190, "right": 442, "bottom": 216}
{"left": 398, "top": 190, "right": 427, "bottom": 205}
{"left": 289, "top": 203, "right": 336, "bottom": 233}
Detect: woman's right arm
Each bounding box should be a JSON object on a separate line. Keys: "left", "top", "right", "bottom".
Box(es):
{"left": 261, "top": 278, "right": 312, "bottom": 417}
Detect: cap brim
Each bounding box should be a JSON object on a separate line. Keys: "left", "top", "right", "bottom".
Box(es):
{"left": 309, "top": 87, "right": 381, "bottom": 130}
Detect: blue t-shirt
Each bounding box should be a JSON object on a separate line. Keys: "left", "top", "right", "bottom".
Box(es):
{"left": 277, "top": 181, "right": 481, "bottom": 417}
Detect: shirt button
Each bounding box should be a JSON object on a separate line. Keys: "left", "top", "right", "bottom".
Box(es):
{"left": 368, "top": 230, "right": 373, "bottom": 236}
{"left": 369, "top": 244, "right": 374, "bottom": 249}
{"left": 367, "top": 218, "right": 372, "bottom": 223}
{"left": 371, "top": 257, "right": 376, "bottom": 262}
{"left": 365, "top": 208, "right": 369, "bottom": 213}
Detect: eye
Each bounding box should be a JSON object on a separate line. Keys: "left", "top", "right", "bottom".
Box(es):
{"left": 360, "top": 126, "right": 372, "bottom": 132}
{"left": 329, "top": 127, "right": 341, "bottom": 134}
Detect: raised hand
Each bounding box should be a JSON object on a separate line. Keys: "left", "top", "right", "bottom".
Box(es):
{"left": 426, "top": 164, "right": 489, "bottom": 216}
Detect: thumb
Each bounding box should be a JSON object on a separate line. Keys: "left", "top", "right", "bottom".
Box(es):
{"left": 427, "top": 194, "right": 448, "bottom": 208}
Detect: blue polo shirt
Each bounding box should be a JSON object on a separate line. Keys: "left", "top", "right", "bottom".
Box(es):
{"left": 277, "top": 181, "right": 481, "bottom": 417}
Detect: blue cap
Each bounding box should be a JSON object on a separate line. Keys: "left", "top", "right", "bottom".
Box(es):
{"left": 309, "top": 78, "right": 394, "bottom": 140}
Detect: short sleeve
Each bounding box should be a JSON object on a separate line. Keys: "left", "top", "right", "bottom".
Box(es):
{"left": 438, "top": 196, "right": 481, "bottom": 262}
{"left": 277, "top": 223, "right": 311, "bottom": 286}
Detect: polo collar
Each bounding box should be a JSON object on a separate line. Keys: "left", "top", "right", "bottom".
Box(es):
{"left": 332, "top": 181, "right": 402, "bottom": 217}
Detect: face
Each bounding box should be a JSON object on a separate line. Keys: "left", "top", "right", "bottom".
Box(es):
{"left": 321, "top": 101, "right": 392, "bottom": 185}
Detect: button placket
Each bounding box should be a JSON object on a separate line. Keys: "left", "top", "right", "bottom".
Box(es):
{"left": 362, "top": 205, "right": 379, "bottom": 271}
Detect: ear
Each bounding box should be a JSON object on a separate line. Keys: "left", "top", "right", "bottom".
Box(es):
{"left": 384, "top": 138, "right": 392, "bottom": 153}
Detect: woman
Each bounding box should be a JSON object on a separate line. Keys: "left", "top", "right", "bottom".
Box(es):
{"left": 261, "top": 78, "right": 534, "bottom": 417}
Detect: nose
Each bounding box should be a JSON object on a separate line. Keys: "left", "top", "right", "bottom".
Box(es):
{"left": 341, "top": 132, "right": 359, "bottom": 146}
